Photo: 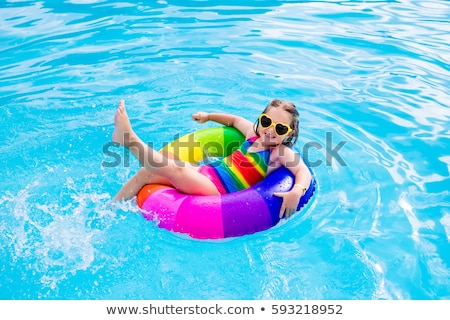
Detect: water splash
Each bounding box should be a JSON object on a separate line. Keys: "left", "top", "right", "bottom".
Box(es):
{"left": 1, "top": 172, "right": 116, "bottom": 291}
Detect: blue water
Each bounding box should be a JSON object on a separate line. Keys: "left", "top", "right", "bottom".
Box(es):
{"left": 1, "top": 0, "right": 449, "bottom": 300}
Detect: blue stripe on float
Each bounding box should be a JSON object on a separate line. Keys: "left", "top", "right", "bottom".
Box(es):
{"left": 253, "top": 166, "right": 296, "bottom": 226}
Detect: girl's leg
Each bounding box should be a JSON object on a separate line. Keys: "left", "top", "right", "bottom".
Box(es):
{"left": 112, "top": 100, "right": 220, "bottom": 196}
{"left": 114, "top": 147, "right": 184, "bottom": 201}
{"left": 113, "top": 167, "right": 171, "bottom": 201}
{"left": 114, "top": 149, "right": 201, "bottom": 201}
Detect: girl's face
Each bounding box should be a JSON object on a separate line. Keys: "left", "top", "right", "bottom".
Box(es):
{"left": 258, "top": 107, "right": 293, "bottom": 147}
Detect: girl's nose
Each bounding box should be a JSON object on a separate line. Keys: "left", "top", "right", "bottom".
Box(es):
{"left": 265, "top": 125, "right": 275, "bottom": 135}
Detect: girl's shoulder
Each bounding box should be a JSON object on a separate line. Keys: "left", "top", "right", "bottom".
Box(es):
{"left": 244, "top": 129, "right": 257, "bottom": 140}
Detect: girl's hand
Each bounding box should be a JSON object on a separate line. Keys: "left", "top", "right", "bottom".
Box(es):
{"left": 192, "top": 112, "right": 209, "bottom": 123}
{"left": 273, "top": 190, "right": 302, "bottom": 218}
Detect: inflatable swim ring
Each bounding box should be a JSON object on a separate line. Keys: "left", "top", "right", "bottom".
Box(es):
{"left": 137, "top": 126, "right": 316, "bottom": 239}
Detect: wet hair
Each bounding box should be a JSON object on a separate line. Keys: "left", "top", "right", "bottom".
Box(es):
{"left": 253, "top": 99, "right": 299, "bottom": 147}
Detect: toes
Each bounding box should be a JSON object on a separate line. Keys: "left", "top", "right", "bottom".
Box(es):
{"left": 118, "top": 100, "right": 128, "bottom": 117}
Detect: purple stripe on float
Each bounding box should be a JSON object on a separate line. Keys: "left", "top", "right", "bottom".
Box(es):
{"left": 221, "top": 188, "right": 272, "bottom": 237}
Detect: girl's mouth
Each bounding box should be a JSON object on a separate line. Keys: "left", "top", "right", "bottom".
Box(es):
{"left": 264, "top": 132, "right": 276, "bottom": 139}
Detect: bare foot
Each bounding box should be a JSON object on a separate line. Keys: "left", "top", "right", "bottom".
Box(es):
{"left": 112, "top": 100, "right": 134, "bottom": 146}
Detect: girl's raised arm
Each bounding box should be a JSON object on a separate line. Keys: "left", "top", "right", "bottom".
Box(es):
{"left": 192, "top": 112, "right": 254, "bottom": 137}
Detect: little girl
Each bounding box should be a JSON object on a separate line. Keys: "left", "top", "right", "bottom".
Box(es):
{"left": 112, "top": 99, "right": 312, "bottom": 218}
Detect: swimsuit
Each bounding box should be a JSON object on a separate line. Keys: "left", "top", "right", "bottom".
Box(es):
{"left": 198, "top": 136, "right": 271, "bottom": 194}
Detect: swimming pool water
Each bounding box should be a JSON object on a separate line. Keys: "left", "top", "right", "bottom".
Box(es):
{"left": 1, "top": 0, "right": 449, "bottom": 299}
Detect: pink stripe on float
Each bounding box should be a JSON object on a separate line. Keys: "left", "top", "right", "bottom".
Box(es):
{"left": 141, "top": 188, "right": 186, "bottom": 231}
{"left": 174, "top": 195, "right": 224, "bottom": 239}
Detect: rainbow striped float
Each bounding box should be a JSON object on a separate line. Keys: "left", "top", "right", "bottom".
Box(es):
{"left": 137, "top": 126, "right": 316, "bottom": 239}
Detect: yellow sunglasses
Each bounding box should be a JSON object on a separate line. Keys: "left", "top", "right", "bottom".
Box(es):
{"left": 258, "top": 113, "right": 293, "bottom": 137}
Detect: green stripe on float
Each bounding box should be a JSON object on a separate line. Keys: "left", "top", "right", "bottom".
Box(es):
{"left": 222, "top": 126, "right": 245, "bottom": 157}
{"left": 164, "top": 126, "right": 246, "bottom": 164}
{"left": 195, "top": 126, "right": 246, "bottom": 158}
{"left": 195, "top": 126, "right": 224, "bottom": 159}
